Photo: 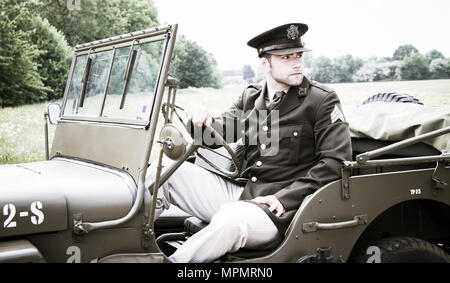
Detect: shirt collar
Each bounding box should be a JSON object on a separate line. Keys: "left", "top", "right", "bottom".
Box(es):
{"left": 266, "top": 83, "right": 288, "bottom": 102}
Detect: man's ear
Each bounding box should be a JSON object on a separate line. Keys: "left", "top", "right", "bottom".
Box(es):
{"left": 260, "top": 57, "right": 271, "bottom": 72}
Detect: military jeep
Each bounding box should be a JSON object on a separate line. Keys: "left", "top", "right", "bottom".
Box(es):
{"left": 0, "top": 24, "right": 449, "bottom": 263}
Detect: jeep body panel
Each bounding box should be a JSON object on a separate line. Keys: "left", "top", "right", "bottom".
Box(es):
{"left": 0, "top": 157, "right": 147, "bottom": 263}
{"left": 243, "top": 167, "right": 449, "bottom": 262}
{"left": 51, "top": 122, "right": 148, "bottom": 182}
{"left": 0, "top": 239, "right": 45, "bottom": 263}
{"left": 0, "top": 162, "right": 68, "bottom": 237}
{"left": 0, "top": 158, "right": 137, "bottom": 239}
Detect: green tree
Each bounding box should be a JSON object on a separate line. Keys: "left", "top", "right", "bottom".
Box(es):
{"left": 24, "top": 16, "right": 73, "bottom": 100}
{"left": 242, "top": 65, "right": 255, "bottom": 82}
{"left": 303, "top": 52, "right": 314, "bottom": 69}
{"left": 37, "top": 0, "right": 159, "bottom": 46}
{"left": 400, "top": 53, "right": 430, "bottom": 80}
{"left": 170, "top": 37, "right": 222, "bottom": 89}
{"left": 393, "top": 44, "right": 419, "bottom": 61}
{"left": 426, "top": 49, "right": 445, "bottom": 63}
{"left": 429, "top": 58, "right": 450, "bottom": 79}
{"left": 0, "top": 0, "right": 49, "bottom": 107}
{"left": 309, "top": 56, "right": 334, "bottom": 83}
{"left": 332, "top": 55, "right": 363, "bottom": 83}
{"left": 353, "top": 59, "right": 401, "bottom": 82}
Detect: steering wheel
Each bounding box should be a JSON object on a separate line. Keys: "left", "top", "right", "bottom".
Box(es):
{"left": 161, "top": 103, "right": 242, "bottom": 179}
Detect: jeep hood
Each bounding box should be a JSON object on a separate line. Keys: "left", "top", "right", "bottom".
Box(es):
{"left": 0, "top": 158, "right": 136, "bottom": 238}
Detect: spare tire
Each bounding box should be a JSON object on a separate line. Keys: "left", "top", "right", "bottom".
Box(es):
{"left": 349, "top": 236, "right": 450, "bottom": 263}
{"left": 362, "top": 92, "right": 423, "bottom": 105}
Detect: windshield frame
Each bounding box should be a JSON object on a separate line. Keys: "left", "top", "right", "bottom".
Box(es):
{"left": 60, "top": 29, "right": 170, "bottom": 127}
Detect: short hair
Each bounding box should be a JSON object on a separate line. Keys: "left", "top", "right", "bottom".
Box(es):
{"left": 261, "top": 53, "right": 272, "bottom": 63}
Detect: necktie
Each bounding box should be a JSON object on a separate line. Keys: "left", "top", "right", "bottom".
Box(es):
{"left": 267, "top": 91, "right": 284, "bottom": 111}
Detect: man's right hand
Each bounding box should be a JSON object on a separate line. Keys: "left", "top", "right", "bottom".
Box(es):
{"left": 184, "top": 104, "right": 213, "bottom": 127}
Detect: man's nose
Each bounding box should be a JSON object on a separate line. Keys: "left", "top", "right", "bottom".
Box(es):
{"left": 292, "top": 59, "right": 302, "bottom": 69}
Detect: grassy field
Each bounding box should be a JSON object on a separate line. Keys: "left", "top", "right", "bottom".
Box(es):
{"left": 1, "top": 79, "right": 449, "bottom": 165}
{"left": 0, "top": 101, "right": 56, "bottom": 164}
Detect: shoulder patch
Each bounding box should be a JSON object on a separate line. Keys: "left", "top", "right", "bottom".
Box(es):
{"left": 330, "top": 104, "right": 345, "bottom": 123}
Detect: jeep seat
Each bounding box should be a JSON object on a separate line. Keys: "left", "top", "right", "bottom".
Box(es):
{"left": 154, "top": 206, "right": 191, "bottom": 237}
{"left": 183, "top": 216, "right": 208, "bottom": 235}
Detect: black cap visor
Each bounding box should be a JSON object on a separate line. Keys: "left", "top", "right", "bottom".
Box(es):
{"left": 263, "top": 46, "right": 312, "bottom": 56}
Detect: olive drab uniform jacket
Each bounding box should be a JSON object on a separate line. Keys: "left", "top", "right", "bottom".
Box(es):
{"left": 194, "top": 77, "right": 352, "bottom": 234}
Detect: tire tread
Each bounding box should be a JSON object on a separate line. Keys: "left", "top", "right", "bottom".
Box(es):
{"left": 362, "top": 92, "right": 423, "bottom": 105}
{"left": 350, "top": 236, "right": 450, "bottom": 263}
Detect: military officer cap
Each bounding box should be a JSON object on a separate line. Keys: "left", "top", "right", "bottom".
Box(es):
{"left": 247, "top": 23, "right": 311, "bottom": 57}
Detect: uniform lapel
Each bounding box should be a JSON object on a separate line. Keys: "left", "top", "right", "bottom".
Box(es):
{"left": 254, "top": 82, "right": 267, "bottom": 111}
{"left": 277, "top": 77, "right": 310, "bottom": 117}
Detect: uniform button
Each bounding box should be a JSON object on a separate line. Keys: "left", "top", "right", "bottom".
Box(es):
{"left": 260, "top": 144, "right": 266, "bottom": 150}
{"left": 293, "top": 131, "right": 298, "bottom": 137}
{"left": 256, "top": 161, "right": 262, "bottom": 167}
{"left": 262, "top": 126, "right": 268, "bottom": 132}
{"left": 251, "top": 176, "right": 257, "bottom": 182}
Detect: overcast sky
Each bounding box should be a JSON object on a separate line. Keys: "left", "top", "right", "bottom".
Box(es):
{"left": 153, "top": 0, "right": 450, "bottom": 70}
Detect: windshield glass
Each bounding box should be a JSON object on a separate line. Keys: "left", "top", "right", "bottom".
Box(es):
{"left": 63, "top": 38, "right": 165, "bottom": 123}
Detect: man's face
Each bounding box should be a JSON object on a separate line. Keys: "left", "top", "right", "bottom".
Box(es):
{"left": 262, "top": 52, "right": 304, "bottom": 87}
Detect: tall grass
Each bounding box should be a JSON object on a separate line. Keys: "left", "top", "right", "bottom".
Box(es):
{"left": 0, "top": 101, "right": 57, "bottom": 164}
{"left": 1, "top": 79, "right": 449, "bottom": 165}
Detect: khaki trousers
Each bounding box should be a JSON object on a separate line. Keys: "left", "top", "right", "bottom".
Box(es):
{"left": 146, "top": 158, "right": 281, "bottom": 263}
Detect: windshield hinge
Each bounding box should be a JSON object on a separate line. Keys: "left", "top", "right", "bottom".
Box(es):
{"left": 72, "top": 213, "right": 87, "bottom": 241}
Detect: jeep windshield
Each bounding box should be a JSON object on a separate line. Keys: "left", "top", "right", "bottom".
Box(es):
{"left": 61, "top": 28, "right": 169, "bottom": 125}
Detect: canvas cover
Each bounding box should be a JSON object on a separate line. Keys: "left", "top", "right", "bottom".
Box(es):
{"left": 343, "top": 102, "right": 450, "bottom": 153}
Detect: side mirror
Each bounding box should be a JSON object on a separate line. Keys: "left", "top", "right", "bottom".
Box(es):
{"left": 47, "top": 103, "right": 61, "bottom": 125}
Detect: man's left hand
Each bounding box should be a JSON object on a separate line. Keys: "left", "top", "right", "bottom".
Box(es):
{"left": 252, "top": 195, "right": 286, "bottom": 217}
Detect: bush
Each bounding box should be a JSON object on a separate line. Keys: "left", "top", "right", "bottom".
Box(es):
{"left": 393, "top": 44, "right": 419, "bottom": 61}
{"left": 332, "top": 55, "right": 363, "bottom": 83}
{"left": 26, "top": 16, "right": 73, "bottom": 100}
{"left": 0, "top": 2, "right": 49, "bottom": 107}
{"left": 426, "top": 49, "right": 445, "bottom": 63}
{"left": 353, "top": 59, "right": 402, "bottom": 82}
{"left": 429, "top": 58, "right": 450, "bottom": 79}
{"left": 400, "top": 53, "right": 430, "bottom": 80}
{"left": 170, "top": 37, "right": 222, "bottom": 89}
{"left": 309, "top": 56, "right": 334, "bottom": 83}
{"left": 0, "top": 0, "right": 71, "bottom": 107}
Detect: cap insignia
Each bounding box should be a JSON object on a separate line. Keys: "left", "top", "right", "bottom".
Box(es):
{"left": 287, "top": 25, "right": 299, "bottom": 40}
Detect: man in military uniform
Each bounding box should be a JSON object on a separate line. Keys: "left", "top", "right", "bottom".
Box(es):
{"left": 146, "top": 23, "right": 352, "bottom": 263}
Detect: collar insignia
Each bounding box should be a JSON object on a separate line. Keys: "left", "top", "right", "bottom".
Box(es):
{"left": 298, "top": 88, "right": 307, "bottom": 96}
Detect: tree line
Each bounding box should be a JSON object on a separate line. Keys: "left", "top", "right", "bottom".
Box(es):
{"left": 306, "top": 44, "right": 450, "bottom": 84}
{"left": 0, "top": 0, "right": 221, "bottom": 108}
{"left": 244, "top": 44, "right": 450, "bottom": 84}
